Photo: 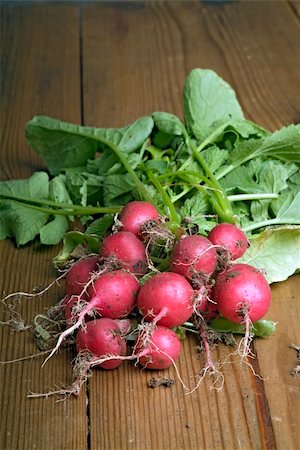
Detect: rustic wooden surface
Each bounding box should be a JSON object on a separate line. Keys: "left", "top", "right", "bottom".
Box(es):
{"left": 0, "top": 2, "right": 299, "bottom": 450}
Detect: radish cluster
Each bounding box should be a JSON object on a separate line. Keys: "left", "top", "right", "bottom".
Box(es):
{"left": 44, "top": 201, "right": 272, "bottom": 394}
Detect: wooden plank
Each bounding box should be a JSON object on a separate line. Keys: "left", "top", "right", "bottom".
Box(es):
{"left": 81, "top": 2, "right": 300, "bottom": 449}
{"left": 0, "top": 5, "right": 87, "bottom": 450}
{"left": 0, "top": 1, "right": 299, "bottom": 450}
{"left": 0, "top": 4, "right": 82, "bottom": 179}
{"left": 255, "top": 275, "right": 300, "bottom": 450}
{"left": 196, "top": 0, "right": 300, "bottom": 131}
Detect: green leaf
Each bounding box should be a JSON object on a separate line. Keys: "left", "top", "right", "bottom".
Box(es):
{"left": 26, "top": 115, "right": 154, "bottom": 175}
{"left": 238, "top": 226, "right": 300, "bottom": 283}
{"left": 277, "top": 192, "right": 300, "bottom": 221}
{"left": 144, "top": 160, "right": 168, "bottom": 174}
{"left": 208, "top": 317, "right": 277, "bottom": 338}
{"left": 103, "top": 173, "right": 136, "bottom": 206}
{"left": 0, "top": 172, "right": 50, "bottom": 245}
{"left": 85, "top": 214, "right": 114, "bottom": 238}
{"left": 152, "top": 111, "right": 185, "bottom": 136}
{"left": 183, "top": 68, "right": 244, "bottom": 141}
{"left": 49, "top": 176, "right": 73, "bottom": 205}
{"left": 202, "top": 146, "right": 229, "bottom": 173}
{"left": 224, "top": 120, "right": 269, "bottom": 139}
{"left": 230, "top": 124, "right": 300, "bottom": 166}
{"left": 179, "top": 191, "right": 209, "bottom": 219}
{"left": 64, "top": 171, "right": 103, "bottom": 206}
{"left": 49, "top": 176, "right": 74, "bottom": 219}
{"left": 40, "top": 215, "right": 69, "bottom": 245}
{"left": 222, "top": 166, "right": 264, "bottom": 194}
{"left": 26, "top": 117, "right": 97, "bottom": 175}
{"left": 256, "top": 160, "right": 297, "bottom": 194}
{"left": 178, "top": 192, "right": 216, "bottom": 233}
{"left": 53, "top": 231, "right": 101, "bottom": 267}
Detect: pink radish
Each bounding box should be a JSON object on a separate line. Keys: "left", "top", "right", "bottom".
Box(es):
{"left": 137, "top": 272, "right": 194, "bottom": 328}
{"left": 212, "top": 263, "right": 271, "bottom": 358}
{"left": 212, "top": 263, "right": 271, "bottom": 324}
{"left": 119, "top": 201, "right": 159, "bottom": 239}
{"left": 208, "top": 223, "right": 249, "bottom": 261}
{"left": 43, "top": 270, "right": 139, "bottom": 365}
{"left": 114, "top": 318, "right": 132, "bottom": 335}
{"left": 65, "top": 255, "right": 99, "bottom": 298}
{"left": 170, "top": 235, "right": 218, "bottom": 282}
{"left": 76, "top": 318, "right": 127, "bottom": 369}
{"left": 87, "top": 269, "right": 139, "bottom": 319}
{"left": 100, "top": 231, "right": 148, "bottom": 275}
{"left": 195, "top": 287, "right": 219, "bottom": 321}
{"left": 134, "top": 325, "right": 181, "bottom": 369}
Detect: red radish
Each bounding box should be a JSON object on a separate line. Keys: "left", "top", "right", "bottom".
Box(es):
{"left": 76, "top": 318, "right": 126, "bottom": 369}
{"left": 134, "top": 325, "right": 181, "bottom": 370}
{"left": 212, "top": 263, "right": 271, "bottom": 324}
{"left": 43, "top": 270, "right": 139, "bottom": 365}
{"left": 212, "top": 263, "right": 271, "bottom": 358}
{"left": 65, "top": 255, "right": 99, "bottom": 298}
{"left": 208, "top": 223, "right": 249, "bottom": 261}
{"left": 137, "top": 272, "right": 194, "bottom": 328}
{"left": 170, "top": 235, "right": 218, "bottom": 282}
{"left": 195, "top": 287, "right": 218, "bottom": 321}
{"left": 114, "top": 318, "right": 132, "bottom": 335}
{"left": 100, "top": 231, "right": 148, "bottom": 275}
{"left": 119, "top": 201, "right": 159, "bottom": 239}
{"left": 87, "top": 269, "right": 139, "bottom": 319}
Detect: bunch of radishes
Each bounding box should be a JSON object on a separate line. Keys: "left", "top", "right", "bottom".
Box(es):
{"left": 44, "top": 200, "right": 272, "bottom": 393}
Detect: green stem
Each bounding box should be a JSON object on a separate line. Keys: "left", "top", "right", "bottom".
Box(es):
{"left": 100, "top": 139, "right": 153, "bottom": 204}
{"left": 146, "top": 170, "right": 180, "bottom": 224}
{"left": 182, "top": 130, "right": 235, "bottom": 223}
{"left": 156, "top": 169, "right": 210, "bottom": 185}
{"left": 242, "top": 218, "right": 300, "bottom": 233}
{"left": 228, "top": 193, "right": 279, "bottom": 202}
{"left": 180, "top": 122, "right": 231, "bottom": 172}
{"left": 0, "top": 193, "right": 121, "bottom": 214}
{"left": 171, "top": 187, "right": 191, "bottom": 203}
{"left": 2, "top": 197, "right": 120, "bottom": 217}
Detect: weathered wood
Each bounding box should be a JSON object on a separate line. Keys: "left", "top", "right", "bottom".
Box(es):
{"left": 1, "top": 1, "right": 299, "bottom": 450}
{"left": 255, "top": 274, "right": 300, "bottom": 450}
{"left": 0, "top": 5, "right": 87, "bottom": 450}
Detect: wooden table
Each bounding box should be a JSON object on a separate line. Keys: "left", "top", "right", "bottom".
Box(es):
{"left": 1, "top": 1, "right": 299, "bottom": 449}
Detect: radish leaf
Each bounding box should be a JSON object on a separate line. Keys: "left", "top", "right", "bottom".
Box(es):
{"left": 238, "top": 225, "right": 300, "bottom": 283}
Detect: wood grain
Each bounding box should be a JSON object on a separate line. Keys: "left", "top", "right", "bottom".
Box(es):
{"left": 0, "top": 1, "right": 299, "bottom": 450}
{"left": 255, "top": 274, "right": 300, "bottom": 450}
{"left": 0, "top": 5, "right": 87, "bottom": 450}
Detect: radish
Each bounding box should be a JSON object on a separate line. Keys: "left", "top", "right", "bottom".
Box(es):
{"left": 208, "top": 223, "right": 249, "bottom": 261}
{"left": 87, "top": 269, "right": 139, "bottom": 319}
{"left": 65, "top": 255, "right": 99, "bottom": 298}
{"left": 43, "top": 269, "right": 139, "bottom": 365}
{"left": 170, "top": 235, "right": 218, "bottom": 283}
{"left": 195, "top": 289, "right": 218, "bottom": 321}
{"left": 212, "top": 263, "right": 271, "bottom": 357}
{"left": 114, "top": 318, "right": 132, "bottom": 335}
{"left": 134, "top": 325, "right": 182, "bottom": 370}
{"left": 100, "top": 231, "right": 148, "bottom": 275}
{"left": 76, "top": 318, "right": 127, "bottom": 369}
{"left": 118, "top": 201, "right": 159, "bottom": 239}
{"left": 137, "top": 272, "right": 194, "bottom": 328}
{"left": 212, "top": 263, "right": 271, "bottom": 324}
